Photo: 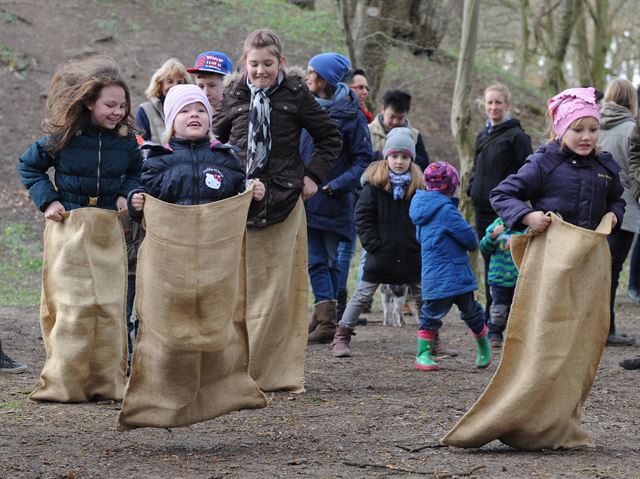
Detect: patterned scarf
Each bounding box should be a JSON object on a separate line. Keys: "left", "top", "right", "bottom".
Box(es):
{"left": 246, "top": 71, "right": 285, "bottom": 176}
{"left": 389, "top": 171, "right": 412, "bottom": 201}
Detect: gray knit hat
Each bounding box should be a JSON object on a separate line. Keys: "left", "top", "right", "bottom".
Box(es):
{"left": 382, "top": 127, "right": 415, "bottom": 160}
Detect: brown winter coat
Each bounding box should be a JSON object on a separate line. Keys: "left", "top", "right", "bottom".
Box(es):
{"left": 212, "top": 70, "right": 342, "bottom": 226}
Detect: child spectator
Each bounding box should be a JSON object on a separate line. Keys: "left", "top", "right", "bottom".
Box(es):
{"left": 331, "top": 127, "right": 422, "bottom": 357}
{"left": 135, "top": 58, "right": 190, "bottom": 143}
{"left": 479, "top": 217, "right": 522, "bottom": 348}
{"left": 187, "top": 51, "right": 234, "bottom": 115}
{"left": 409, "top": 162, "right": 491, "bottom": 371}
{"left": 129, "top": 84, "right": 264, "bottom": 214}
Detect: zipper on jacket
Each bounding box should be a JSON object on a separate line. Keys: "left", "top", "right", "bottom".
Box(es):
{"left": 96, "top": 131, "right": 102, "bottom": 200}
{"left": 191, "top": 142, "right": 199, "bottom": 205}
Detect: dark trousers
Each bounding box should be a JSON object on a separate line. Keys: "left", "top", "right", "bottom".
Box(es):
{"left": 487, "top": 284, "right": 515, "bottom": 340}
{"left": 419, "top": 291, "right": 485, "bottom": 335}
{"left": 628, "top": 235, "right": 640, "bottom": 291}
{"left": 126, "top": 275, "right": 139, "bottom": 356}
{"left": 607, "top": 229, "right": 634, "bottom": 335}
{"left": 475, "top": 210, "right": 497, "bottom": 323}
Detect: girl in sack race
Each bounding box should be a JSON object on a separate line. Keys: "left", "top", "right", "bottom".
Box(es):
{"left": 18, "top": 54, "right": 142, "bottom": 402}
{"left": 212, "top": 28, "right": 341, "bottom": 392}
{"left": 441, "top": 87, "right": 624, "bottom": 451}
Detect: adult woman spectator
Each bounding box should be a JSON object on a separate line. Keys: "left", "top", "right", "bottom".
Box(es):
{"left": 467, "top": 84, "right": 533, "bottom": 322}
{"left": 301, "top": 53, "right": 373, "bottom": 343}
{"left": 599, "top": 78, "right": 638, "bottom": 346}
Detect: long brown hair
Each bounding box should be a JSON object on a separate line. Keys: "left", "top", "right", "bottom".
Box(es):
{"left": 363, "top": 159, "right": 424, "bottom": 200}
{"left": 43, "top": 54, "right": 134, "bottom": 154}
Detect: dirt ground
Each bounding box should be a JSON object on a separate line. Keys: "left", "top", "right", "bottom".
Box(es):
{"left": 1, "top": 296, "right": 640, "bottom": 479}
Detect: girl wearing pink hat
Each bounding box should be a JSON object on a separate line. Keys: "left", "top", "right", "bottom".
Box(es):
{"left": 491, "top": 87, "right": 624, "bottom": 235}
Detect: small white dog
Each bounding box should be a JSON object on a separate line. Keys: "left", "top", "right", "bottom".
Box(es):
{"left": 380, "top": 284, "right": 419, "bottom": 327}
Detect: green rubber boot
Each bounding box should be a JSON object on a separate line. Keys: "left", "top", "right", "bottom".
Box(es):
{"left": 473, "top": 325, "right": 492, "bottom": 369}
{"left": 415, "top": 330, "right": 439, "bottom": 371}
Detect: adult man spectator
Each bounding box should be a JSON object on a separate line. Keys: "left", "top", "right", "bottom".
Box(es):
{"left": 346, "top": 68, "right": 373, "bottom": 123}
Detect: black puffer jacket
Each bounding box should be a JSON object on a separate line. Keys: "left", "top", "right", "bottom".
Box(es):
{"left": 212, "top": 70, "right": 342, "bottom": 226}
{"left": 356, "top": 182, "right": 421, "bottom": 285}
{"left": 467, "top": 119, "right": 533, "bottom": 214}
{"left": 128, "top": 136, "right": 245, "bottom": 221}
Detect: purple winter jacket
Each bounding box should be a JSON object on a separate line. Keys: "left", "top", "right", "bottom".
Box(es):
{"left": 490, "top": 140, "right": 625, "bottom": 232}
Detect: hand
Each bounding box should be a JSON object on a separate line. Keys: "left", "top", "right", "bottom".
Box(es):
{"left": 522, "top": 211, "right": 551, "bottom": 235}
{"left": 44, "top": 201, "right": 65, "bottom": 222}
{"left": 252, "top": 179, "right": 265, "bottom": 201}
{"left": 302, "top": 175, "right": 318, "bottom": 200}
{"left": 322, "top": 184, "right": 334, "bottom": 197}
{"left": 131, "top": 193, "right": 145, "bottom": 212}
{"left": 490, "top": 224, "right": 505, "bottom": 239}
{"left": 116, "top": 196, "right": 128, "bottom": 217}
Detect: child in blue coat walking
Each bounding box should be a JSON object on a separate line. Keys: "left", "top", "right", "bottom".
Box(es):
{"left": 409, "top": 162, "right": 491, "bottom": 371}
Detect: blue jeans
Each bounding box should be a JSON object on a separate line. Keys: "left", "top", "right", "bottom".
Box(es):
{"left": 356, "top": 248, "right": 367, "bottom": 288}
{"left": 307, "top": 228, "right": 341, "bottom": 303}
{"left": 337, "top": 238, "right": 356, "bottom": 293}
{"left": 487, "top": 284, "right": 515, "bottom": 340}
{"left": 419, "top": 291, "right": 485, "bottom": 335}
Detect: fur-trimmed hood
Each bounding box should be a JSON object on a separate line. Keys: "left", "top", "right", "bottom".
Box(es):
{"left": 223, "top": 65, "right": 306, "bottom": 87}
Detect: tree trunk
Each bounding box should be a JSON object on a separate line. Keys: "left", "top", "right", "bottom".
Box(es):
{"left": 545, "top": 0, "right": 580, "bottom": 92}
{"left": 589, "top": 0, "right": 610, "bottom": 90}
{"left": 518, "top": 0, "right": 530, "bottom": 79}
{"left": 451, "top": 0, "right": 479, "bottom": 225}
{"left": 573, "top": 0, "right": 592, "bottom": 86}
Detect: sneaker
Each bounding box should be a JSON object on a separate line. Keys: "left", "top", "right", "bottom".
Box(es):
{"left": 628, "top": 288, "right": 640, "bottom": 302}
{"left": 606, "top": 333, "right": 635, "bottom": 347}
{"left": 489, "top": 337, "right": 503, "bottom": 349}
{"left": 0, "top": 350, "right": 27, "bottom": 374}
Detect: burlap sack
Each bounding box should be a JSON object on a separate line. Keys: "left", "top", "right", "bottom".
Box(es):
{"left": 245, "top": 199, "right": 309, "bottom": 393}
{"left": 118, "top": 192, "right": 267, "bottom": 431}
{"left": 30, "top": 209, "right": 128, "bottom": 403}
{"left": 442, "top": 212, "right": 613, "bottom": 450}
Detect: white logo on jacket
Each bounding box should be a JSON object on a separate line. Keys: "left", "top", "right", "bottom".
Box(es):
{"left": 204, "top": 168, "right": 223, "bottom": 190}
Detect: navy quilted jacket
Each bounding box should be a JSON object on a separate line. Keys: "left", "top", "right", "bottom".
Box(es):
{"left": 128, "top": 136, "right": 246, "bottom": 221}
{"left": 18, "top": 124, "right": 141, "bottom": 211}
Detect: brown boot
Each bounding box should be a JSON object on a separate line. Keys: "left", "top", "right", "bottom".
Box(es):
{"left": 308, "top": 308, "right": 318, "bottom": 334}
{"left": 307, "top": 300, "right": 337, "bottom": 344}
{"left": 433, "top": 331, "right": 459, "bottom": 357}
{"left": 331, "top": 325, "right": 354, "bottom": 357}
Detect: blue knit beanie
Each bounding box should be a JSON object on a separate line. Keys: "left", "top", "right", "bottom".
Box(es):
{"left": 308, "top": 53, "right": 351, "bottom": 87}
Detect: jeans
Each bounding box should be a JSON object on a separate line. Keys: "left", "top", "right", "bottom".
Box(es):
{"left": 607, "top": 229, "right": 634, "bottom": 335}
{"left": 340, "top": 280, "right": 421, "bottom": 329}
{"left": 419, "top": 291, "right": 485, "bottom": 335}
{"left": 337, "top": 238, "right": 356, "bottom": 294}
{"left": 308, "top": 228, "right": 341, "bottom": 303}
{"left": 475, "top": 211, "right": 497, "bottom": 323}
{"left": 628, "top": 235, "right": 640, "bottom": 291}
{"left": 487, "top": 284, "right": 515, "bottom": 340}
{"left": 356, "top": 247, "right": 367, "bottom": 289}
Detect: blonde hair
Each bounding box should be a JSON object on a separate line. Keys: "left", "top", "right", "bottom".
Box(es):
{"left": 604, "top": 78, "right": 638, "bottom": 118}
{"left": 545, "top": 116, "right": 601, "bottom": 152}
{"left": 484, "top": 83, "right": 511, "bottom": 104}
{"left": 363, "top": 160, "right": 424, "bottom": 200}
{"left": 43, "top": 54, "right": 134, "bottom": 154}
{"left": 240, "top": 28, "right": 285, "bottom": 73}
{"left": 144, "top": 58, "right": 191, "bottom": 100}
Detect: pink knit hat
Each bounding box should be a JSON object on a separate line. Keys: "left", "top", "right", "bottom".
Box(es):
{"left": 547, "top": 87, "right": 600, "bottom": 139}
{"left": 423, "top": 161, "right": 460, "bottom": 196}
{"left": 163, "top": 84, "right": 212, "bottom": 131}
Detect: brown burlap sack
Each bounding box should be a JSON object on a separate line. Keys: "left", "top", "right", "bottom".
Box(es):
{"left": 118, "top": 192, "right": 267, "bottom": 431}
{"left": 245, "top": 199, "right": 309, "bottom": 393}
{"left": 30, "top": 208, "right": 128, "bottom": 403}
{"left": 442, "top": 212, "right": 613, "bottom": 450}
